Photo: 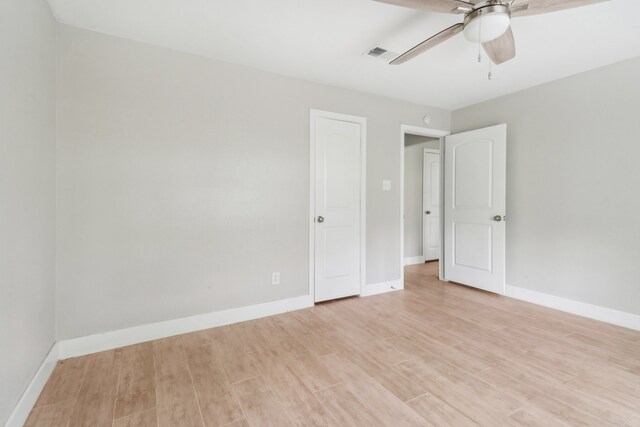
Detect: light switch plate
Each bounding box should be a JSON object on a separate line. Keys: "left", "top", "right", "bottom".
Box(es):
{"left": 383, "top": 180, "right": 391, "bottom": 191}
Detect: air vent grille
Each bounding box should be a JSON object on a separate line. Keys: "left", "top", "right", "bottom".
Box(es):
{"left": 367, "top": 47, "right": 388, "bottom": 57}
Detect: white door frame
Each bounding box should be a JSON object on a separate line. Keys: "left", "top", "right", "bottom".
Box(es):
{"left": 423, "top": 147, "right": 441, "bottom": 262}
{"left": 400, "top": 125, "right": 450, "bottom": 285}
{"left": 309, "top": 109, "right": 367, "bottom": 302}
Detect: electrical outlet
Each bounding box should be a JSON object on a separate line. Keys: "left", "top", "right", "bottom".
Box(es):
{"left": 272, "top": 272, "right": 280, "bottom": 285}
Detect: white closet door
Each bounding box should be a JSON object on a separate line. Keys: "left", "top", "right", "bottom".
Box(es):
{"left": 423, "top": 150, "right": 440, "bottom": 261}
{"left": 314, "top": 117, "right": 362, "bottom": 302}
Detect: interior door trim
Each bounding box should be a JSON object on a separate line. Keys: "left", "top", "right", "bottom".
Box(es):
{"left": 309, "top": 109, "right": 367, "bottom": 304}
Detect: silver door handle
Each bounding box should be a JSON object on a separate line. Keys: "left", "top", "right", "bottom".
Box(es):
{"left": 425, "top": 211, "right": 431, "bottom": 215}
{"left": 316, "top": 216, "right": 325, "bottom": 223}
{"left": 493, "top": 215, "right": 503, "bottom": 222}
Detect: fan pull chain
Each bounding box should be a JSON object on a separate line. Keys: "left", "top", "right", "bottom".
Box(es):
{"left": 488, "top": 59, "right": 493, "bottom": 80}
{"left": 477, "top": 10, "right": 482, "bottom": 63}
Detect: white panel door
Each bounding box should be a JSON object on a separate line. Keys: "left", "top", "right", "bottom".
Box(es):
{"left": 423, "top": 150, "right": 440, "bottom": 261}
{"left": 314, "top": 117, "right": 362, "bottom": 302}
{"left": 444, "top": 124, "right": 506, "bottom": 294}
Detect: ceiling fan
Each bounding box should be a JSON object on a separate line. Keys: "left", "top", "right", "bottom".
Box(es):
{"left": 375, "top": 0, "right": 611, "bottom": 65}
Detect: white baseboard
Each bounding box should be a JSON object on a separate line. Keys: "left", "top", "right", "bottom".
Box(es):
{"left": 5, "top": 343, "right": 59, "bottom": 427}
{"left": 58, "top": 294, "right": 314, "bottom": 359}
{"left": 403, "top": 256, "right": 425, "bottom": 266}
{"left": 505, "top": 285, "right": 640, "bottom": 331}
{"left": 362, "top": 279, "right": 403, "bottom": 297}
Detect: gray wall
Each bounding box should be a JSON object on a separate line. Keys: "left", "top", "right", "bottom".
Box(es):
{"left": 452, "top": 57, "right": 640, "bottom": 315}
{"left": 404, "top": 136, "right": 439, "bottom": 258}
{"left": 0, "top": 0, "right": 56, "bottom": 423}
{"left": 56, "top": 25, "right": 451, "bottom": 340}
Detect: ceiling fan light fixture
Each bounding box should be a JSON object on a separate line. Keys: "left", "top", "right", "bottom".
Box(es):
{"left": 378, "top": 0, "right": 611, "bottom": 67}
{"left": 463, "top": 5, "right": 511, "bottom": 43}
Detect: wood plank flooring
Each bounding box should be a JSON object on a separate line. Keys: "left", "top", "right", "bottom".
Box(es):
{"left": 27, "top": 262, "right": 640, "bottom": 426}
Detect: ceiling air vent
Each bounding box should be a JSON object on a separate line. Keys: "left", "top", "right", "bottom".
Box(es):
{"left": 367, "top": 47, "right": 388, "bottom": 57}
{"left": 364, "top": 46, "right": 398, "bottom": 62}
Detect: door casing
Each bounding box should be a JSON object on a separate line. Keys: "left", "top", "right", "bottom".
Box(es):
{"left": 309, "top": 109, "right": 366, "bottom": 302}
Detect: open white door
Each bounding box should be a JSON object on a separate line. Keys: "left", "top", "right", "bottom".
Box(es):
{"left": 443, "top": 124, "right": 506, "bottom": 294}
{"left": 423, "top": 149, "right": 440, "bottom": 261}
{"left": 312, "top": 113, "right": 364, "bottom": 302}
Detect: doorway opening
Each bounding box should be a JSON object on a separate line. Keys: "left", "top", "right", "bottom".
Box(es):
{"left": 400, "top": 125, "right": 449, "bottom": 286}
{"left": 400, "top": 124, "right": 507, "bottom": 295}
{"left": 403, "top": 134, "right": 440, "bottom": 266}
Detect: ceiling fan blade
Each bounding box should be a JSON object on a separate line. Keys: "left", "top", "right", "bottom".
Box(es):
{"left": 373, "top": 0, "right": 475, "bottom": 14}
{"left": 391, "top": 23, "right": 463, "bottom": 65}
{"left": 482, "top": 26, "right": 516, "bottom": 65}
{"left": 510, "top": 0, "right": 611, "bottom": 17}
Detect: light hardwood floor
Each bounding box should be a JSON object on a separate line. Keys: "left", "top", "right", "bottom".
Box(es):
{"left": 27, "top": 262, "right": 640, "bottom": 426}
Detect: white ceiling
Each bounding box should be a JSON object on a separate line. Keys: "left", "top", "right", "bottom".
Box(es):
{"left": 47, "top": 0, "right": 640, "bottom": 110}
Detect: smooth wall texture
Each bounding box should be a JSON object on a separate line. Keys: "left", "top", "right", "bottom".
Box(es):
{"left": 56, "top": 25, "right": 451, "bottom": 339}
{"left": 404, "top": 135, "right": 439, "bottom": 259}
{"left": 452, "top": 57, "right": 640, "bottom": 315}
{"left": 0, "top": 0, "right": 56, "bottom": 423}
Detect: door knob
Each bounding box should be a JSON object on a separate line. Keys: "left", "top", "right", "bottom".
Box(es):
{"left": 316, "top": 216, "right": 325, "bottom": 223}
{"left": 493, "top": 215, "right": 503, "bottom": 222}
{"left": 425, "top": 210, "right": 431, "bottom": 215}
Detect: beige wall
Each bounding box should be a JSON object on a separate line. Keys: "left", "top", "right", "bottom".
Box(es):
{"left": 404, "top": 135, "right": 439, "bottom": 259}
{"left": 0, "top": 0, "right": 56, "bottom": 423}
{"left": 452, "top": 57, "right": 640, "bottom": 315}
{"left": 56, "top": 25, "right": 451, "bottom": 340}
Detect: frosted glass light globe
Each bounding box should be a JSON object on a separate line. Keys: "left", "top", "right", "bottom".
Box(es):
{"left": 463, "top": 12, "right": 511, "bottom": 43}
